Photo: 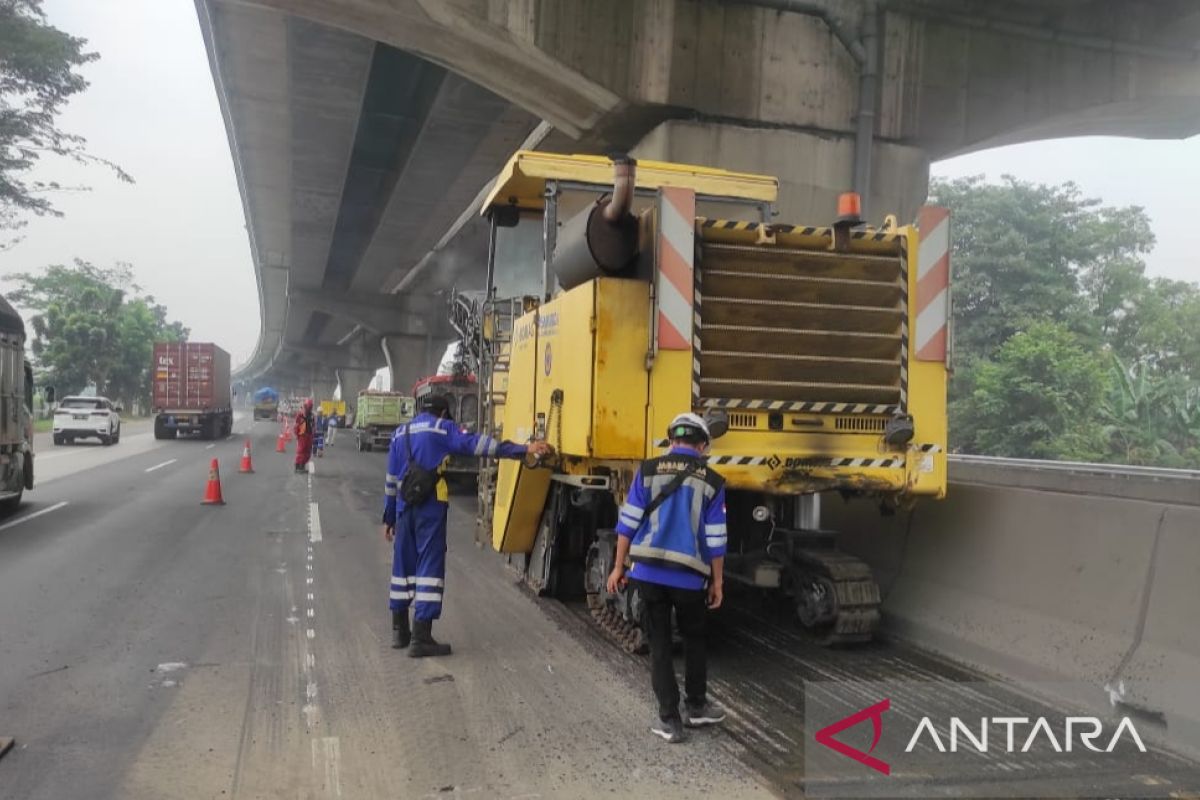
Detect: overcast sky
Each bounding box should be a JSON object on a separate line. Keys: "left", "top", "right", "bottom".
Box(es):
{"left": 1, "top": 0, "right": 1198, "bottom": 373}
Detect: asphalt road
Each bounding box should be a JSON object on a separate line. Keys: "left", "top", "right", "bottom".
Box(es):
{"left": 3, "top": 417, "right": 1198, "bottom": 799}
{"left": 0, "top": 418, "right": 773, "bottom": 799}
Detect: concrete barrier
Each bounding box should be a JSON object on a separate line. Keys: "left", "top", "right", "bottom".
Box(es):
{"left": 822, "top": 457, "right": 1200, "bottom": 757}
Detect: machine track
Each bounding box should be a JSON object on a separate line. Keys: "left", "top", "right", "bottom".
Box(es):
{"left": 790, "top": 548, "right": 880, "bottom": 645}
{"left": 586, "top": 592, "right": 647, "bottom": 655}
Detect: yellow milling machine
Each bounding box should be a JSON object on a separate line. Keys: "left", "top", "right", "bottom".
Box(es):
{"left": 449, "top": 151, "right": 949, "bottom": 646}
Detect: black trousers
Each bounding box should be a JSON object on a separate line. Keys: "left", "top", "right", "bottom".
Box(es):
{"left": 634, "top": 579, "right": 708, "bottom": 720}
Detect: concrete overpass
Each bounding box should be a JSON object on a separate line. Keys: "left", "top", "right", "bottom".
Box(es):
{"left": 196, "top": 0, "right": 1200, "bottom": 398}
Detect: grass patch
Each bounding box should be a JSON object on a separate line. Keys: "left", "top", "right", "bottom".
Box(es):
{"left": 34, "top": 418, "right": 53, "bottom": 433}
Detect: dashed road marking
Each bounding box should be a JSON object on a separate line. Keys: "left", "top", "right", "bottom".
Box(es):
{"left": 312, "top": 737, "right": 342, "bottom": 798}
{"left": 144, "top": 459, "right": 177, "bottom": 473}
{"left": 0, "top": 501, "right": 69, "bottom": 532}
{"left": 205, "top": 444, "right": 215, "bottom": 450}
{"left": 306, "top": 629, "right": 315, "bottom": 640}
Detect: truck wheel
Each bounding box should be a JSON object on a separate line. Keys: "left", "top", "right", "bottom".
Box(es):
{"left": 53, "top": 434, "right": 64, "bottom": 446}
{"left": 101, "top": 434, "right": 112, "bottom": 447}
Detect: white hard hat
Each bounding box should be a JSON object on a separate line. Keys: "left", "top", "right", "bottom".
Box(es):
{"left": 667, "top": 412, "right": 711, "bottom": 443}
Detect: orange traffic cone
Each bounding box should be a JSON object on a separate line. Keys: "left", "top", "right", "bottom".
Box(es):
{"left": 202, "top": 458, "right": 226, "bottom": 505}
{"left": 276, "top": 433, "right": 287, "bottom": 453}
{"left": 239, "top": 439, "right": 255, "bottom": 473}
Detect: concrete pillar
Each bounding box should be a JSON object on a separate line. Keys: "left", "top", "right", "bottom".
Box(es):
{"left": 308, "top": 365, "right": 338, "bottom": 403}
{"left": 630, "top": 120, "right": 929, "bottom": 227}
{"left": 381, "top": 335, "right": 430, "bottom": 395}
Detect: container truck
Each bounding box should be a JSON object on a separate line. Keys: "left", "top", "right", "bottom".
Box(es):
{"left": 253, "top": 387, "right": 279, "bottom": 420}
{"left": 0, "top": 294, "right": 35, "bottom": 512}
{"left": 452, "top": 151, "right": 949, "bottom": 647}
{"left": 152, "top": 342, "right": 233, "bottom": 440}
{"left": 354, "top": 391, "right": 414, "bottom": 452}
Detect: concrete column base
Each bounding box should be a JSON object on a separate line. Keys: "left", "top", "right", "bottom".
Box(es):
{"left": 630, "top": 120, "right": 930, "bottom": 226}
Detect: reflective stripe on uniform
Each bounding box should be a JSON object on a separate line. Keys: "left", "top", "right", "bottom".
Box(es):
{"left": 389, "top": 589, "right": 414, "bottom": 600}
{"left": 414, "top": 592, "right": 443, "bottom": 603}
{"left": 628, "top": 544, "right": 712, "bottom": 576}
{"left": 413, "top": 577, "right": 444, "bottom": 587}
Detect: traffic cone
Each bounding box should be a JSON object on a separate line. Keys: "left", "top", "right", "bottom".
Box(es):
{"left": 201, "top": 458, "right": 226, "bottom": 505}
{"left": 239, "top": 439, "right": 255, "bottom": 473}
{"left": 276, "top": 433, "right": 287, "bottom": 453}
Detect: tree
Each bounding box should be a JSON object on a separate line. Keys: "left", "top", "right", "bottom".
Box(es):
{"left": 930, "top": 176, "right": 1118, "bottom": 362}
{"left": 952, "top": 321, "right": 1108, "bottom": 461}
{"left": 9, "top": 259, "right": 188, "bottom": 408}
{"left": 0, "top": 0, "right": 131, "bottom": 246}
{"left": 931, "top": 174, "right": 1200, "bottom": 467}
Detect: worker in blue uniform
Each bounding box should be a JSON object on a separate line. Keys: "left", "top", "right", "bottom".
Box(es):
{"left": 383, "top": 393, "right": 553, "bottom": 657}
{"left": 607, "top": 412, "right": 728, "bottom": 743}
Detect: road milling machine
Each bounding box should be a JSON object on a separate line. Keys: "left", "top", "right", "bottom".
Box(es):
{"left": 451, "top": 151, "right": 949, "bottom": 647}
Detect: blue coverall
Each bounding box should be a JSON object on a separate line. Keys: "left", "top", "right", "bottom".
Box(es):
{"left": 384, "top": 412, "right": 527, "bottom": 621}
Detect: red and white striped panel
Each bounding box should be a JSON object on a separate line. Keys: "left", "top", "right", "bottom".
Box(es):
{"left": 657, "top": 187, "right": 695, "bottom": 350}
{"left": 915, "top": 206, "right": 950, "bottom": 362}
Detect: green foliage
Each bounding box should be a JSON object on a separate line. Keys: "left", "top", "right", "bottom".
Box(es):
{"left": 0, "top": 0, "right": 131, "bottom": 246}
{"left": 934, "top": 175, "right": 1199, "bottom": 467}
{"left": 9, "top": 259, "right": 188, "bottom": 407}
{"left": 954, "top": 322, "right": 1107, "bottom": 460}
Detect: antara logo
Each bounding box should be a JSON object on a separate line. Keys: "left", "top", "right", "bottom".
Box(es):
{"left": 815, "top": 699, "right": 891, "bottom": 775}
{"left": 814, "top": 699, "right": 1148, "bottom": 776}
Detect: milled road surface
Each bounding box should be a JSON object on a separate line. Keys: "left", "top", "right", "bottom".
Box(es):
{"left": 0, "top": 419, "right": 774, "bottom": 799}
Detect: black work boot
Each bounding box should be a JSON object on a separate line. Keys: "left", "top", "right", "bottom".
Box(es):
{"left": 408, "top": 620, "right": 452, "bottom": 658}
{"left": 391, "top": 609, "right": 411, "bottom": 649}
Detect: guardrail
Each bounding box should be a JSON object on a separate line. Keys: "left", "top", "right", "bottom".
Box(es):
{"left": 822, "top": 453, "right": 1200, "bottom": 758}
{"left": 946, "top": 453, "right": 1200, "bottom": 506}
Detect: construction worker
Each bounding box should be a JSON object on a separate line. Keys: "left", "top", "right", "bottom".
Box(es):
{"left": 326, "top": 413, "right": 338, "bottom": 446}
{"left": 383, "top": 393, "right": 553, "bottom": 657}
{"left": 607, "top": 412, "right": 727, "bottom": 743}
{"left": 314, "top": 411, "right": 326, "bottom": 457}
{"left": 294, "top": 398, "right": 315, "bottom": 472}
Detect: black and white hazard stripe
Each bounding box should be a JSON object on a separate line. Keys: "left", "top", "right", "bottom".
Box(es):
{"left": 899, "top": 240, "right": 910, "bottom": 413}
{"left": 691, "top": 262, "right": 703, "bottom": 403}
{"left": 707, "top": 455, "right": 905, "bottom": 468}
{"left": 913, "top": 443, "right": 941, "bottom": 453}
{"left": 699, "top": 398, "right": 898, "bottom": 415}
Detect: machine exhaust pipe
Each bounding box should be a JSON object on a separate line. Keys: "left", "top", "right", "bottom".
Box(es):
{"left": 552, "top": 157, "right": 640, "bottom": 291}
{"left": 603, "top": 156, "right": 636, "bottom": 222}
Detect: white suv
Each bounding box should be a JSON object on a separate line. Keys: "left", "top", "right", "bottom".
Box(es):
{"left": 53, "top": 396, "right": 122, "bottom": 446}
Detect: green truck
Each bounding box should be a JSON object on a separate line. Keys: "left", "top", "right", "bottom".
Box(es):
{"left": 355, "top": 391, "right": 415, "bottom": 452}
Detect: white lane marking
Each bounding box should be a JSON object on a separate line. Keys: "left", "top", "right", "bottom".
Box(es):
{"left": 307, "top": 608, "right": 315, "bottom": 618}
{"left": 306, "top": 577, "right": 314, "bottom": 585}
{"left": 155, "top": 662, "right": 188, "bottom": 673}
{"left": 306, "top": 653, "right": 316, "bottom": 670}
{"left": 0, "top": 501, "right": 69, "bottom": 532}
{"left": 205, "top": 444, "right": 215, "bottom": 450}
{"left": 309, "top": 502, "right": 322, "bottom": 542}
{"left": 144, "top": 459, "right": 178, "bottom": 473}
{"left": 307, "top": 460, "right": 315, "bottom": 475}
{"left": 312, "top": 737, "right": 342, "bottom": 798}
{"left": 306, "top": 629, "right": 315, "bottom": 639}
{"left": 307, "top": 593, "right": 315, "bottom": 601}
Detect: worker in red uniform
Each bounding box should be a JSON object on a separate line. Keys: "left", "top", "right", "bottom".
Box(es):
{"left": 294, "top": 398, "right": 315, "bottom": 473}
